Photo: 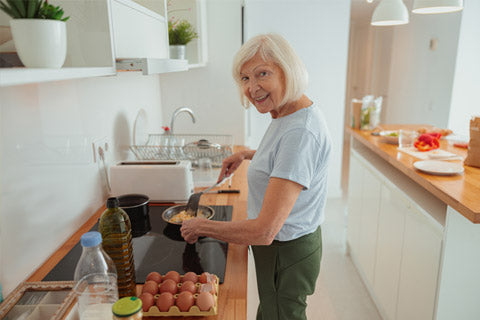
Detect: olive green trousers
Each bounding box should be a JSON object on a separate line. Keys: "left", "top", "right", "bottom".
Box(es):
{"left": 252, "top": 226, "right": 322, "bottom": 320}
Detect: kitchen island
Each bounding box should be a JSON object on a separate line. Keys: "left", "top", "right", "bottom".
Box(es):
{"left": 346, "top": 126, "right": 480, "bottom": 320}
{"left": 27, "top": 148, "right": 251, "bottom": 320}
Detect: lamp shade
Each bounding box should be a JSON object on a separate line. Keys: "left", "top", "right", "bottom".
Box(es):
{"left": 371, "top": 0, "right": 409, "bottom": 26}
{"left": 412, "top": 0, "right": 463, "bottom": 14}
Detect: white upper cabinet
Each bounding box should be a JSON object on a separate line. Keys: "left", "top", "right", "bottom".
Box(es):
{"left": 0, "top": 0, "right": 116, "bottom": 87}
{"left": 0, "top": 0, "right": 207, "bottom": 86}
{"left": 166, "top": 0, "right": 207, "bottom": 68}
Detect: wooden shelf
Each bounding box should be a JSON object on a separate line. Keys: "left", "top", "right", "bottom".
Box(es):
{"left": 0, "top": 67, "right": 115, "bottom": 87}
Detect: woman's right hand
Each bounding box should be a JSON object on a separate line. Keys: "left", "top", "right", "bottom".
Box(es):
{"left": 217, "top": 150, "right": 253, "bottom": 183}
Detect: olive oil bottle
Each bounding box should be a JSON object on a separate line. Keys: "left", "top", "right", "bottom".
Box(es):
{"left": 99, "top": 197, "right": 136, "bottom": 297}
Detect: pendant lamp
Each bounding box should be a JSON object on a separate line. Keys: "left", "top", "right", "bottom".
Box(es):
{"left": 412, "top": 0, "right": 463, "bottom": 14}
{"left": 371, "top": 0, "right": 409, "bottom": 26}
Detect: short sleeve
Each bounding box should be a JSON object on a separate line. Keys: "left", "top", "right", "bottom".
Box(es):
{"left": 270, "top": 128, "right": 320, "bottom": 190}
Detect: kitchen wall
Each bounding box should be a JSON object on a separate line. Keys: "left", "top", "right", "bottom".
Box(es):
{"left": 0, "top": 72, "right": 164, "bottom": 295}
{"left": 160, "top": 0, "right": 351, "bottom": 198}
{"left": 384, "top": 11, "right": 462, "bottom": 127}
{"left": 159, "top": 0, "right": 244, "bottom": 142}
{"left": 448, "top": 0, "right": 480, "bottom": 137}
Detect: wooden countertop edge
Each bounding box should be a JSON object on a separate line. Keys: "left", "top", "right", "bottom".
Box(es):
{"left": 346, "top": 127, "right": 480, "bottom": 223}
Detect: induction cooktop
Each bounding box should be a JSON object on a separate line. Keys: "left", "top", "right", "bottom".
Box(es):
{"left": 43, "top": 205, "right": 232, "bottom": 284}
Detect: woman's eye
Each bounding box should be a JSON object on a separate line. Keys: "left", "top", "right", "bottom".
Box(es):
{"left": 259, "top": 71, "right": 267, "bottom": 77}
{"left": 241, "top": 76, "right": 249, "bottom": 81}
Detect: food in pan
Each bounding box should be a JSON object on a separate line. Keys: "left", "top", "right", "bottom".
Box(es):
{"left": 169, "top": 210, "right": 206, "bottom": 223}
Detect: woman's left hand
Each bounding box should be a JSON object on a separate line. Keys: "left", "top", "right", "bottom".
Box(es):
{"left": 181, "top": 218, "right": 202, "bottom": 244}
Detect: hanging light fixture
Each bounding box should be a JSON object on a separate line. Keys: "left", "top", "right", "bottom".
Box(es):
{"left": 371, "top": 0, "right": 409, "bottom": 26}
{"left": 412, "top": 0, "right": 463, "bottom": 14}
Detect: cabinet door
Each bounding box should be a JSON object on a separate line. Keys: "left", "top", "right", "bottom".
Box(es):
{"left": 396, "top": 205, "right": 442, "bottom": 320}
{"left": 373, "top": 184, "right": 407, "bottom": 320}
{"left": 357, "top": 166, "right": 382, "bottom": 286}
{"left": 347, "top": 154, "right": 364, "bottom": 258}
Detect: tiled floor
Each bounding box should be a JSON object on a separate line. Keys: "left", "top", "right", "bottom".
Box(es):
{"left": 247, "top": 198, "right": 382, "bottom": 320}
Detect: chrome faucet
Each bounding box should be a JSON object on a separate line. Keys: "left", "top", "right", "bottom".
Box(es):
{"left": 169, "top": 107, "right": 196, "bottom": 134}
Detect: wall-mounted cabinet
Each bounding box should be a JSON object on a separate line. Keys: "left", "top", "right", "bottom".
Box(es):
{"left": 0, "top": 0, "right": 207, "bottom": 86}
{"left": 0, "top": 0, "right": 116, "bottom": 87}
{"left": 166, "top": 0, "right": 207, "bottom": 68}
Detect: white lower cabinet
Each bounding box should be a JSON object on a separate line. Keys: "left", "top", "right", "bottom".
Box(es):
{"left": 396, "top": 205, "right": 442, "bottom": 320}
{"left": 348, "top": 150, "right": 444, "bottom": 320}
{"left": 373, "top": 184, "right": 407, "bottom": 320}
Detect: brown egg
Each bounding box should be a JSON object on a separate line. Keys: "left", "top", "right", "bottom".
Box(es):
{"left": 199, "top": 272, "right": 216, "bottom": 284}
{"left": 146, "top": 271, "right": 162, "bottom": 283}
{"left": 156, "top": 292, "right": 175, "bottom": 312}
{"left": 182, "top": 271, "right": 198, "bottom": 283}
{"left": 142, "top": 280, "right": 159, "bottom": 295}
{"left": 159, "top": 278, "right": 178, "bottom": 295}
{"left": 198, "top": 282, "right": 216, "bottom": 295}
{"left": 139, "top": 292, "right": 155, "bottom": 312}
{"left": 196, "top": 291, "right": 215, "bottom": 311}
{"left": 163, "top": 270, "right": 181, "bottom": 283}
{"left": 179, "top": 280, "right": 196, "bottom": 294}
{"left": 176, "top": 291, "right": 194, "bottom": 312}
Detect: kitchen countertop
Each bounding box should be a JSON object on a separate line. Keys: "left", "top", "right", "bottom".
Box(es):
{"left": 347, "top": 125, "right": 480, "bottom": 223}
{"left": 27, "top": 146, "right": 250, "bottom": 320}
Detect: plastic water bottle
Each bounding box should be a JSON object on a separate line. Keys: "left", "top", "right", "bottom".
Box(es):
{"left": 74, "top": 231, "right": 118, "bottom": 320}
{"left": 99, "top": 197, "right": 137, "bottom": 297}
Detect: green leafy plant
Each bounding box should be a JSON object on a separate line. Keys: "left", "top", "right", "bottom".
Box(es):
{"left": 0, "top": 0, "right": 69, "bottom": 21}
{"left": 168, "top": 19, "right": 198, "bottom": 45}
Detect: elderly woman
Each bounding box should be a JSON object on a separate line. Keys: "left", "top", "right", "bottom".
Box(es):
{"left": 181, "top": 33, "right": 331, "bottom": 320}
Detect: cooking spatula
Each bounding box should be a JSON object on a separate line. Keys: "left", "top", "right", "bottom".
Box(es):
{"left": 185, "top": 177, "right": 226, "bottom": 217}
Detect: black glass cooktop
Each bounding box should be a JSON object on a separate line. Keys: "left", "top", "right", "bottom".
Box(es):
{"left": 43, "top": 205, "right": 232, "bottom": 284}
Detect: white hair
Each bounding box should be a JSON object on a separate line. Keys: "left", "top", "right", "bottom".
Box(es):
{"left": 232, "top": 33, "right": 309, "bottom": 108}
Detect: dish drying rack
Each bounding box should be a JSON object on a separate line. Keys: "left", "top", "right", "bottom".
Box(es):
{"left": 130, "top": 134, "right": 233, "bottom": 167}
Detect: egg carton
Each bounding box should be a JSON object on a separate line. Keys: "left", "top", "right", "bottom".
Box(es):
{"left": 142, "top": 274, "right": 219, "bottom": 317}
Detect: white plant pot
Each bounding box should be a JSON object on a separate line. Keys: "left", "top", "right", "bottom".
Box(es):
{"left": 169, "top": 45, "right": 186, "bottom": 60}
{"left": 10, "top": 19, "right": 67, "bottom": 68}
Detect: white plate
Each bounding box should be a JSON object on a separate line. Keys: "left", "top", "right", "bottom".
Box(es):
{"left": 379, "top": 130, "right": 399, "bottom": 144}
{"left": 413, "top": 160, "right": 464, "bottom": 176}
{"left": 133, "top": 109, "right": 149, "bottom": 145}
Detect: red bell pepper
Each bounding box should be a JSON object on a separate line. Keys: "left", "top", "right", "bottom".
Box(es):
{"left": 414, "top": 133, "right": 440, "bottom": 152}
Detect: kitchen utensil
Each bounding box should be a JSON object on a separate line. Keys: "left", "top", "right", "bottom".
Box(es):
{"left": 162, "top": 205, "right": 215, "bottom": 225}
{"left": 413, "top": 160, "right": 464, "bottom": 176}
{"left": 204, "top": 190, "right": 240, "bottom": 194}
{"left": 118, "top": 194, "right": 150, "bottom": 237}
{"left": 185, "top": 178, "right": 226, "bottom": 216}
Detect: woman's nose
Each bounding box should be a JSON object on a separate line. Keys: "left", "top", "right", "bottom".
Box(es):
{"left": 248, "top": 79, "right": 260, "bottom": 94}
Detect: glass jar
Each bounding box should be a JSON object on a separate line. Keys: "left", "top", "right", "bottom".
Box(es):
{"left": 112, "top": 296, "right": 143, "bottom": 320}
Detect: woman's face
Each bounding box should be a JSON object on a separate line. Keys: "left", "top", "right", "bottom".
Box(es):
{"left": 240, "top": 52, "right": 286, "bottom": 116}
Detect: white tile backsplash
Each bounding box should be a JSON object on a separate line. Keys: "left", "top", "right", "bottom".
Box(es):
{"left": 0, "top": 72, "right": 164, "bottom": 295}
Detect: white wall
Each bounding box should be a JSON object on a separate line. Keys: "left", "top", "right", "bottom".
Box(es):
{"left": 244, "top": 0, "right": 351, "bottom": 198}
{"left": 0, "top": 72, "right": 164, "bottom": 295}
{"left": 158, "top": 0, "right": 244, "bottom": 143}
{"left": 448, "top": 0, "right": 480, "bottom": 137}
{"left": 384, "top": 11, "right": 462, "bottom": 127}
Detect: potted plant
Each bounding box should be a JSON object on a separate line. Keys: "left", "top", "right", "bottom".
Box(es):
{"left": 168, "top": 19, "right": 197, "bottom": 60}
{"left": 0, "top": 0, "right": 69, "bottom": 68}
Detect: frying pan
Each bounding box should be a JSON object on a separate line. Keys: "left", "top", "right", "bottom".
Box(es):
{"left": 162, "top": 204, "right": 215, "bottom": 225}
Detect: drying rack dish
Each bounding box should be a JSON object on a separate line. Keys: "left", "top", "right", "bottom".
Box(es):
{"left": 130, "top": 134, "right": 233, "bottom": 168}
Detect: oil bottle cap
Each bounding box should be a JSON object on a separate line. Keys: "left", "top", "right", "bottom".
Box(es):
{"left": 112, "top": 296, "right": 142, "bottom": 317}
{"left": 80, "top": 231, "right": 102, "bottom": 247}
{"left": 106, "top": 197, "right": 119, "bottom": 209}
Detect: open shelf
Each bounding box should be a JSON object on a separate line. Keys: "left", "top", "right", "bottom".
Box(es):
{"left": 0, "top": 67, "right": 115, "bottom": 87}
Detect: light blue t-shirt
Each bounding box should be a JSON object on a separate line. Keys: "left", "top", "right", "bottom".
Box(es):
{"left": 247, "top": 103, "right": 332, "bottom": 241}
